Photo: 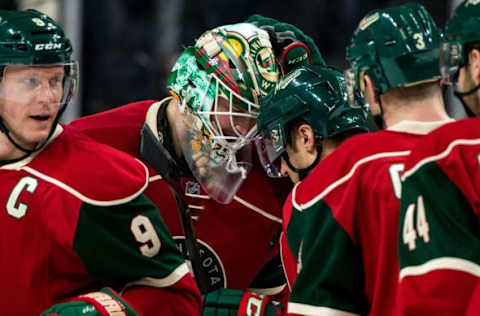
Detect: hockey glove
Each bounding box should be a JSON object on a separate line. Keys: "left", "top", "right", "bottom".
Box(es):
{"left": 41, "top": 287, "right": 139, "bottom": 316}
{"left": 246, "top": 14, "right": 326, "bottom": 74}
{"left": 202, "top": 288, "right": 282, "bottom": 316}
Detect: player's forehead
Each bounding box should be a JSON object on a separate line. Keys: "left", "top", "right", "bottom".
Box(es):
{"left": 3, "top": 65, "right": 65, "bottom": 78}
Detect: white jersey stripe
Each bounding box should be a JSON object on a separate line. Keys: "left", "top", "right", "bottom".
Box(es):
{"left": 21, "top": 159, "right": 149, "bottom": 206}
{"left": 288, "top": 302, "right": 360, "bottom": 316}
{"left": 293, "top": 151, "right": 411, "bottom": 210}
{"left": 149, "top": 175, "right": 162, "bottom": 182}
{"left": 234, "top": 195, "right": 282, "bottom": 223}
{"left": 399, "top": 257, "right": 480, "bottom": 281}
{"left": 121, "top": 262, "right": 190, "bottom": 290}
{"left": 401, "top": 138, "right": 480, "bottom": 181}
{"left": 248, "top": 284, "right": 286, "bottom": 296}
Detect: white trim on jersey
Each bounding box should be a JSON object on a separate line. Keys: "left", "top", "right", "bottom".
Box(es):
{"left": 149, "top": 170, "right": 282, "bottom": 223}
{"left": 149, "top": 175, "right": 163, "bottom": 182}
{"left": 234, "top": 195, "right": 282, "bottom": 223}
{"left": 279, "top": 231, "right": 293, "bottom": 291}
{"left": 399, "top": 257, "right": 480, "bottom": 281}
{"left": 248, "top": 284, "right": 286, "bottom": 296}
{"left": 387, "top": 120, "right": 453, "bottom": 135}
{"left": 288, "top": 302, "right": 360, "bottom": 316}
{"left": 1, "top": 125, "right": 64, "bottom": 170}
{"left": 144, "top": 99, "right": 171, "bottom": 139}
{"left": 293, "top": 151, "right": 411, "bottom": 210}
{"left": 401, "top": 138, "right": 480, "bottom": 181}
{"left": 185, "top": 192, "right": 211, "bottom": 200}
{"left": 122, "top": 262, "right": 191, "bottom": 290}
{"left": 21, "top": 159, "right": 149, "bottom": 206}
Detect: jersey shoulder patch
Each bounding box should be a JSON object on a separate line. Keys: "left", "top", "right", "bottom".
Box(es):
{"left": 24, "top": 126, "right": 149, "bottom": 205}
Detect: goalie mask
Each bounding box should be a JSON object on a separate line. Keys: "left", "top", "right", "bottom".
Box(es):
{"left": 168, "top": 23, "right": 279, "bottom": 203}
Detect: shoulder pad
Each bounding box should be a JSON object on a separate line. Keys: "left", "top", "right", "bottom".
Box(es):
{"left": 293, "top": 131, "right": 411, "bottom": 207}
{"left": 23, "top": 126, "right": 149, "bottom": 205}
{"left": 404, "top": 118, "right": 480, "bottom": 176}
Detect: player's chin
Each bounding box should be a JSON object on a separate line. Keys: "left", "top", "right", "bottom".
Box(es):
{"left": 26, "top": 128, "right": 52, "bottom": 145}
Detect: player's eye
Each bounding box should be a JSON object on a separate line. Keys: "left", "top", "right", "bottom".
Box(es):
{"left": 23, "top": 76, "right": 41, "bottom": 88}
{"left": 49, "top": 75, "right": 62, "bottom": 88}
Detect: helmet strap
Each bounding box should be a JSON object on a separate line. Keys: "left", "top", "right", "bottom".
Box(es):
{"left": 0, "top": 103, "right": 65, "bottom": 157}
{"left": 282, "top": 144, "right": 322, "bottom": 181}
{"left": 454, "top": 83, "right": 480, "bottom": 117}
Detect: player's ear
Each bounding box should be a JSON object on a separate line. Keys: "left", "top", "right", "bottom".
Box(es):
{"left": 363, "top": 74, "right": 381, "bottom": 108}
{"left": 298, "top": 124, "right": 316, "bottom": 153}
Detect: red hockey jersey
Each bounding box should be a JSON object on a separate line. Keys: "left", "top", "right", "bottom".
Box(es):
{"left": 284, "top": 120, "right": 450, "bottom": 316}
{"left": 70, "top": 99, "right": 292, "bottom": 294}
{"left": 398, "top": 117, "right": 480, "bottom": 316}
{"left": 0, "top": 125, "right": 200, "bottom": 315}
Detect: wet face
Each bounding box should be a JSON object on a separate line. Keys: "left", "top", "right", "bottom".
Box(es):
{"left": 0, "top": 65, "right": 65, "bottom": 150}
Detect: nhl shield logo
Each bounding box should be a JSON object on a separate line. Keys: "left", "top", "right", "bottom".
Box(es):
{"left": 185, "top": 181, "right": 201, "bottom": 195}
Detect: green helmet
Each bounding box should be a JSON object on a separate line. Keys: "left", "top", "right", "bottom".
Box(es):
{"left": 0, "top": 9, "right": 73, "bottom": 66}
{"left": 345, "top": 2, "right": 443, "bottom": 108}
{"left": 256, "top": 65, "right": 369, "bottom": 177}
{"left": 440, "top": 0, "right": 480, "bottom": 80}
{"left": 0, "top": 9, "right": 78, "bottom": 153}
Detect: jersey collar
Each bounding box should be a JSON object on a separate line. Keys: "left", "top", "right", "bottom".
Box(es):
{"left": 387, "top": 119, "right": 454, "bottom": 135}
{"left": 0, "top": 124, "right": 64, "bottom": 170}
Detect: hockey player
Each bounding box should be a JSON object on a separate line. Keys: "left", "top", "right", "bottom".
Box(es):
{"left": 0, "top": 9, "right": 201, "bottom": 316}
{"left": 256, "top": 64, "right": 369, "bottom": 307}
{"left": 397, "top": 1, "right": 480, "bottom": 314}
{"left": 283, "top": 3, "right": 452, "bottom": 316}
{"left": 69, "top": 17, "right": 326, "bottom": 314}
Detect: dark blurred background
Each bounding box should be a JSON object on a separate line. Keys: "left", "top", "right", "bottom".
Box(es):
{"left": 3, "top": 0, "right": 457, "bottom": 120}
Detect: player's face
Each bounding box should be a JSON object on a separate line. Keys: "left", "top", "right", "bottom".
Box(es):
{"left": 280, "top": 155, "right": 300, "bottom": 183}
{"left": 457, "top": 62, "right": 480, "bottom": 114}
{"left": 280, "top": 138, "right": 310, "bottom": 184}
{"left": 213, "top": 97, "right": 256, "bottom": 138}
{"left": 0, "top": 65, "right": 64, "bottom": 150}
